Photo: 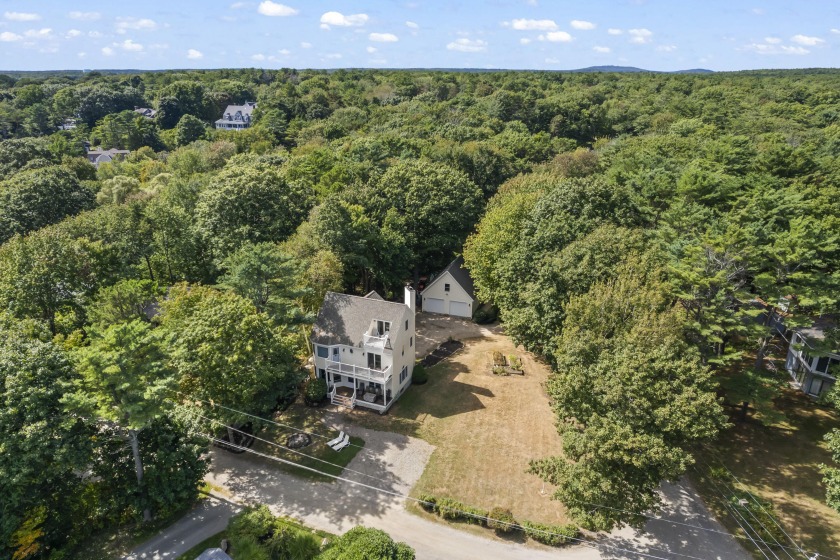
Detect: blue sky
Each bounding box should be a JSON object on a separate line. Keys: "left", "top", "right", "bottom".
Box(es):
{"left": 0, "top": 0, "right": 838, "bottom": 71}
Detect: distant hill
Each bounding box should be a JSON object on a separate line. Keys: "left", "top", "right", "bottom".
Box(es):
{"left": 569, "top": 65, "right": 714, "bottom": 74}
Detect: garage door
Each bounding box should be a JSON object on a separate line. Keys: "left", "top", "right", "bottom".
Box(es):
{"left": 449, "top": 301, "right": 471, "bottom": 317}
{"left": 424, "top": 297, "right": 445, "bottom": 314}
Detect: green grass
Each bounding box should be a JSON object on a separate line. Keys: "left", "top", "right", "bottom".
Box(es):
{"left": 249, "top": 403, "right": 364, "bottom": 482}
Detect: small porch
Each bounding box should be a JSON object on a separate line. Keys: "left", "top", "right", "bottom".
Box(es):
{"left": 328, "top": 383, "right": 389, "bottom": 413}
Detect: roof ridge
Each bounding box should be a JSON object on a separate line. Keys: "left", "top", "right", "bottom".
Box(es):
{"left": 325, "top": 291, "right": 408, "bottom": 308}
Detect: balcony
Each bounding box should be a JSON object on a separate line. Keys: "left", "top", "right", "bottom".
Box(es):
{"left": 363, "top": 332, "right": 391, "bottom": 350}
{"left": 326, "top": 358, "right": 392, "bottom": 382}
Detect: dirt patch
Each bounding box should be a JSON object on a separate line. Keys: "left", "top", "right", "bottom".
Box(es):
{"left": 421, "top": 339, "right": 464, "bottom": 367}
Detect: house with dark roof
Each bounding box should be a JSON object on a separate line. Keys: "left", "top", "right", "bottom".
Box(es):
{"left": 214, "top": 102, "right": 256, "bottom": 130}
{"left": 785, "top": 317, "right": 838, "bottom": 398}
{"left": 134, "top": 107, "right": 157, "bottom": 119}
{"left": 85, "top": 147, "right": 130, "bottom": 168}
{"left": 311, "top": 286, "right": 416, "bottom": 412}
{"left": 420, "top": 255, "right": 475, "bottom": 318}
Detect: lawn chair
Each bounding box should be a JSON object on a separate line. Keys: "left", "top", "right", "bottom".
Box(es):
{"left": 326, "top": 431, "right": 345, "bottom": 447}
{"left": 329, "top": 433, "right": 350, "bottom": 451}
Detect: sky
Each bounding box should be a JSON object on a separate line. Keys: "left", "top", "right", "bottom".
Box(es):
{"left": 0, "top": 0, "right": 838, "bottom": 72}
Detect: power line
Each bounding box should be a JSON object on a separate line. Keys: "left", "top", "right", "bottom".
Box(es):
{"left": 197, "top": 431, "right": 707, "bottom": 560}
{"left": 701, "top": 447, "right": 810, "bottom": 559}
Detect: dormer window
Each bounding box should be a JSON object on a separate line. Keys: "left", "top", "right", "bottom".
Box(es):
{"left": 376, "top": 321, "right": 390, "bottom": 336}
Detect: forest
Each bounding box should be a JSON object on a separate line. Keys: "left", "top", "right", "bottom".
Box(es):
{"left": 1, "top": 66, "right": 839, "bottom": 559}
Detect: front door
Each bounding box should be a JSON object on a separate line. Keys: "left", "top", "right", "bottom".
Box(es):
{"left": 368, "top": 353, "right": 382, "bottom": 370}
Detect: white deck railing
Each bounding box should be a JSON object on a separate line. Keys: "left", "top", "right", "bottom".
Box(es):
{"left": 326, "top": 358, "right": 392, "bottom": 382}
{"left": 363, "top": 332, "right": 390, "bottom": 349}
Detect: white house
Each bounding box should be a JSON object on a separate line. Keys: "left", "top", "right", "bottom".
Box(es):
{"left": 785, "top": 319, "right": 838, "bottom": 398}
{"left": 214, "top": 102, "right": 256, "bottom": 130}
{"left": 421, "top": 255, "right": 475, "bottom": 318}
{"left": 311, "top": 287, "right": 416, "bottom": 412}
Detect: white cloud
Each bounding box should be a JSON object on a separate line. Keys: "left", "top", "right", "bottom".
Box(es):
{"left": 252, "top": 53, "right": 266, "bottom": 61}
{"left": 24, "top": 28, "right": 53, "bottom": 40}
{"left": 506, "top": 18, "right": 557, "bottom": 31}
{"left": 0, "top": 31, "right": 21, "bottom": 42}
{"left": 545, "top": 57, "right": 559, "bottom": 64}
{"left": 570, "top": 20, "right": 595, "bottom": 30}
{"left": 791, "top": 34, "right": 824, "bottom": 46}
{"left": 446, "top": 37, "right": 487, "bottom": 52}
{"left": 320, "top": 11, "right": 368, "bottom": 28}
{"left": 832, "top": 28, "right": 840, "bottom": 34}
{"left": 519, "top": 37, "right": 531, "bottom": 44}
{"left": 68, "top": 11, "right": 101, "bottom": 21}
{"left": 300, "top": 41, "right": 312, "bottom": 48}
{"left": 752, "top": 8, "right": 765, "bottom": 15}
{"left": 77, "top": 51, "right": 86, "bottom": 58}
{"left": 258, "top": 1, "right": 298, "bottom": 16}
{"left": 4, "top": 12, "right": 40, "bottom": 22}
{"left": 102, "top": 46, "right": 115, "bottom": 56}
{"left": 369, "top": 58, "right": 387, "bottom": 65}
{"left": 657, "top": 44, "right": 677, "bottom": 52}
{"left": 278, "top": 48, "right": 291, "bottom": 55}
{"left": 593, "top": 45, "right": 610, "bottom": 53}
{"left": 116, "top": 17, "right": 158, "bottom": 34}
{"left": 369, "top": 32, "right": 398, "bottom": 42}
{"left": 65, "top": 29, "right": 82, "bottom": 38}
{"left": 745, "top": 42, "right": 809, "bottom": 55}
{"left": 366, "top": 46, "right": 377, "bottom": 53}
{"left": 607, "top": 28, "right": 623, "bottom": 35}
{"left": 187, "top": 48, "right": 203, "bottom": 59}
{"left": 538, "top": 31, "right": 573, "bottom": 42}
{"left": 119, "top": 39, "right": 143, "bottom": 51}
{"left": 764, "top": 36, "right": 781, "bottom": 44}
{"left": 406, "top": 21, "right": 419, "bottom": 29}
{"left": 324, "top": 53, "right": 342, "bottom": 59}
{"left": 628, "top": 28, "right": 653, "bottom": 44}
{"left": 230, "top": 2, "right": 248, "bottom": 8}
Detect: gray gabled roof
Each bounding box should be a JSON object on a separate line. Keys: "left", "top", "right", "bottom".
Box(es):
{"left": 423, "top": 255, "right": 475, "bottom": 301}
{"left": 195, "top": 549, "right": 233, "bottom": 560}
{"left": 312, "top": 291, "right": 407, "bottom": 347}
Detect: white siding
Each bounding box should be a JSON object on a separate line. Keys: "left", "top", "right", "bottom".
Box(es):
{"left": 421, "top": 270, "right": 473, "bottom": 317}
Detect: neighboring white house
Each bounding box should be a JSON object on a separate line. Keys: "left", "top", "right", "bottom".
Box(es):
{"left": 214, "top": 102, "right": 256, "bottom": 130}
{"left": 420, "top": 255, "right": 475, "bottom": 318}
{"left": 785, "top": 318, "right": 838, "bottom": 398}
{"left": 311, "top": 287, "right": 416, "bottom": 412}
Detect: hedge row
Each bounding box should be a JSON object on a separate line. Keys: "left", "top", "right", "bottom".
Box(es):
{"left": 417, "top": 495, "right": 580, "bottom": 546}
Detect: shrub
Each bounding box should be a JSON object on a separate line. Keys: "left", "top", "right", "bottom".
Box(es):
{"left": 317, "top": 526, "right": 415, "bottom": 559}
{"left": 492, "top": 365, "right": 509, "bottom": 376}
{"left": 304, "top": 378, "right": 328, "bottom": 406}
{"left": 492, "top": 351, "right": 506, "bottom": 366}
{"left": 522, "top": 521, "right": 580, "bottom": 546}
{"left": 417, "top": 494, "right": 437, "bottom": 512}
{"left": 508, "top": 355, "right": 523, "bottom": 370}
{"left": 473, "top": 305, "right": 498, "bottom": 324}
{"left": 412, "top": 364, "right": 428, "bottom": 385}
{"left": 487, "top": 507, "right": 517, "bottom": 534}
{"left": 435, "top": 497, "right": 466, "bottom": 521}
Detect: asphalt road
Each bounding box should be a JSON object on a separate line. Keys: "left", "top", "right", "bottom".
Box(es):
{"left": 122, "top": 495, "right": 240, "bottom": 560}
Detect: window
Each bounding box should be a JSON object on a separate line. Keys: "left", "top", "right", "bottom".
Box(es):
{"left": 410, "top": 336, "right": 413, "bottom": 347}
{"left": 317, "top": 346, "right": 329, "bottom": 358}
{"left": 444, "top": 283, "right": 450, "bottom": 292}
{"left": 332, "top": 347, "right": 339, "bottom": 357}
{"left": 399, "top": 365, "right": 408, "bottom": 383}
{"left": 368, "top": 353, "right": 382, "bottom": 370}
{"left": 405, "top": 319, "right": 409, "bottom": 330}
{"left": 318, "top": 368, "right": 326, "bottom": 378}
{"left": 818, "top": 356, "right": 830, "bottom": 374}
{"left": 377, "top": 321, "right": 391, "bottom": 336}
{"left": 334, "top": 375, "right": 342, "bottom": 383}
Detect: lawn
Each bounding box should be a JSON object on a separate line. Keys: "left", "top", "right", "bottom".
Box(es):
{"left": 693, "top": 387, "right": 840, "bottom": 558}
{"left": 346, "top": 332, "right": 571, "bottom": 526}
{"left": 248, "top": 403, "right": 364, "bottom": 483}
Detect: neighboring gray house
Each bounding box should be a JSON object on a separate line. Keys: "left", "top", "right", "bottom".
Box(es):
{"left": 786, "top": 318, "right": 838, "bottom": 398}
{"left": 420, "top": 256, "right": 475, "bottom": 318}
{"left": 134, "top": 107, "right": 157, "bottom": 119}
{"left": 214, "top": 102, "right": 256, "bottom": 130}
{"left": 311, "top": 287, "right": 416, "bottom": 412}
{"left": 85, "top": 147, "right": 130, "bottom": 168}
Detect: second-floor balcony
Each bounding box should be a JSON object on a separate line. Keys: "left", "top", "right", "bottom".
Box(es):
{"left": 326, "top": 357, "right": 392, "bottom": 382}
{"left": 363, "top": 332, "right": 391, "bottom": 350}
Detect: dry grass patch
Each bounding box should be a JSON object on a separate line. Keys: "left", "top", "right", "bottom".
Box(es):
{"left": 694, "top": 387, "right": 840, "bottom": 557}
{"left": 347, "top": 333, "right": 570, "bottom": 526}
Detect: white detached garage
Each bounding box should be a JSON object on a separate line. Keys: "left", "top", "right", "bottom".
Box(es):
{"left": 421, "top": 255, "right": 476, "bottom": 318}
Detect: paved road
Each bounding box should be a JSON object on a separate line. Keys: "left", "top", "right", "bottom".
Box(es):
{"left": 206, "top": 418, "right": 749, "bottom": 560}
{"left": 122, "top": 495, "right": 240, "bottom": 560}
